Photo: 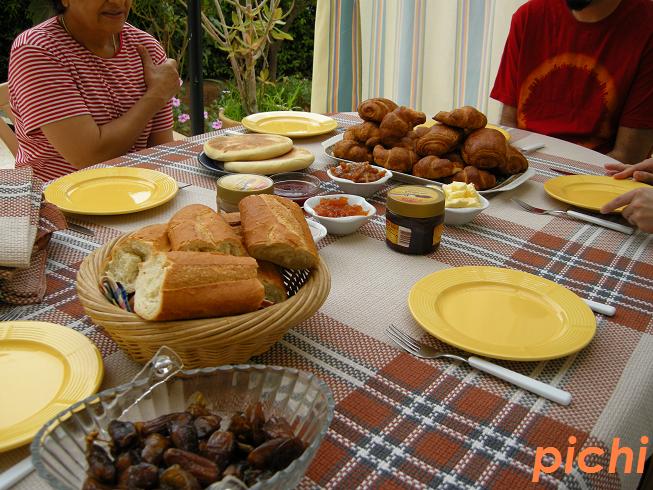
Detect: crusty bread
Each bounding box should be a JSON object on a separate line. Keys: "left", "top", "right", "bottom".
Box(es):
{"left": 239, "top": 195, "right": 318, "bottom": 270}
{"left": 203, "top": 134, "right": 293, "bottom": 161}
{"left": 257, "top": 260, "right": 287, "bottom": 304}
{"left": 104, "top": 223, "right": 170, "bottom": 293}
{"left": 134, "top": 252, "right": 264, "bottom": 321}
{"left": 168, "top": 204, "right": 247, "bottom": 256}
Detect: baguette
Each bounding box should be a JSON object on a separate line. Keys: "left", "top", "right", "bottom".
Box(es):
{"left": 239, "top": 195, "right": 318, "bottom": 270}
{"left": 168, "top": 204, "right": 247, "bottom": 256}
{"left": 104, "top": 223, "right": 170, "bottom": 293}
{"left": 257, "top": 260, "right": 287, "bottom": 304}
{"left": 134, "top": 252, "right": 264, "bottom": 321}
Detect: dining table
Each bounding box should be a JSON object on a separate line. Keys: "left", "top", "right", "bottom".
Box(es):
{"left": 0, "top": 112, "right": 652, "bottom": 490}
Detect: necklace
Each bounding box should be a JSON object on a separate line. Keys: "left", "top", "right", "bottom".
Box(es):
{"left": 59, "top": 15, "right": 118, "bottom": 55}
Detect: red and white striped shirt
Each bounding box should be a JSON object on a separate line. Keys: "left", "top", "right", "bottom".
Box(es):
{"left": 8, "top": 18, "right": 173, "bottom": 182}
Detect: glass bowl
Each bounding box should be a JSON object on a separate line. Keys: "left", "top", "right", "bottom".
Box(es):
{"left": 31, "top": 364, "right": 334, "bottom": 490}
{"left": 271, "top": 172, "right": 322, "bottom": 206}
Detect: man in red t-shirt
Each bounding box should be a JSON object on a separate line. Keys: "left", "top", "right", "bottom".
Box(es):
{"left": 491, "top": 0, "right": 653, "bottom": 164}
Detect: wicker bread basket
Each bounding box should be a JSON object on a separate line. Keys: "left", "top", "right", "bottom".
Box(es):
{"left": 77, "top": 237, "right": 331, "bottom": 368}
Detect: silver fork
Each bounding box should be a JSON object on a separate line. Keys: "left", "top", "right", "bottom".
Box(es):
{"left": 386, "top": 324, "right": 571, "bottom": 405}
{"left": 511, "top": 198, "right": 634, "bottom": 235}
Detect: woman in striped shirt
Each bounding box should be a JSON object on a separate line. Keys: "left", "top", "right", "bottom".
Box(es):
{"left": 8, "top": 0, "right": 180, "bottom": 181}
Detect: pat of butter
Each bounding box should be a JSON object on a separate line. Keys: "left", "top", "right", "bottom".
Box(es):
{"left": 443, "top": 182, "right": 482, "bottom": 208}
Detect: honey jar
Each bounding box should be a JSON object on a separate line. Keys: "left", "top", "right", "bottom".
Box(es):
{"left": 216, "top": 174, "right": 274, "bottom": 212}
{"left": 385, "top": 185, "right": 445, "bottom": 255}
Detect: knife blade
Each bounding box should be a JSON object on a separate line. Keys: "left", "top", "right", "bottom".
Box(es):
{"left": 66, "top": 223, "right": 95, "bottom": 236}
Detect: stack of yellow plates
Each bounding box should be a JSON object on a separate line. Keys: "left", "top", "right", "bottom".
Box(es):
{"left": 408, "top": 267, "right": 596, "bottom": 361}
{"left": 241, "top": 111, "right": 338, "bottom": 138}
{"left": 0, "top": 321, "right": 103, "bottom": 451}
{"left": 44, "top": 167, "right": 178, "bottom": 215}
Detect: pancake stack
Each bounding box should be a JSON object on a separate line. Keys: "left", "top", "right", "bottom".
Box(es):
{"left": 203, "top": 134, "right": 314, "bottom": 174}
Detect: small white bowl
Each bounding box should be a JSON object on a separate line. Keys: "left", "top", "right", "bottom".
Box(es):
{"left": 326, "top": 164, "right": 393, "bottom": 197}
{"left": 444, "top": 195, "right": 490, "bottom": 225}
{"left": 306, "top": 219, "right": 328, "bottom": 243}
{"left": 304, "top": 194, "right": 376, "bottom": 235}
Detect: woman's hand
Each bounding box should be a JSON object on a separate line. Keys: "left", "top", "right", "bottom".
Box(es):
{"left": 604, "top": 158, "right": 653, "bottom": 184}
{"left": 137, "top": 45, "right": 180, "bottom": 105}
{"left": 600, "top": 187, "right": 653, "bottom": 233}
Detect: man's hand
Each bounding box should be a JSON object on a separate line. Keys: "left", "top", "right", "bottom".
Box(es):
{"left": 604, "top": 158, "right": 653, "bottom": 184}
{"left": 600, "top": 187, "right": 653, "bottom": 233}
{"left": 137, "top": 45, "right": 180, "bottom": 104}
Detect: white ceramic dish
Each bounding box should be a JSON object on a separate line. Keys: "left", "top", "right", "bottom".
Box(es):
{"left": 304, "top": 194, "right": 376, "bottom": 235}
{"left": 307, "top": 219, "right": 328, "bottom": 242}
{"left": 326, "top": 164, "right": 393, "bottom": 197}
{"left": 444, "top": 195, "right": 490, "bottom": 225}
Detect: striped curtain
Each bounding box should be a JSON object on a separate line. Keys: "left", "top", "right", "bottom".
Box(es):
{"left": 311, "top": 0, "right": 526, "bottom": 123}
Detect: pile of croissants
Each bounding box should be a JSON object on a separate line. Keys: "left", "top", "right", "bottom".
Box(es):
{"left": 332, "top": 98, "right": 528, "bottom": 191}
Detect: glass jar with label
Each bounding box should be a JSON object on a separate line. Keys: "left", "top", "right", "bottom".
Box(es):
{"left": 216, "top": 174, "right": 274, "bottom": 212}
{"left": 385, "top": 185, "right": 445, "bottom": 255}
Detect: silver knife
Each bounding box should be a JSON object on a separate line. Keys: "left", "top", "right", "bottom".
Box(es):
{"left": 66, "top": 223, "right": 95, "bottom": 236}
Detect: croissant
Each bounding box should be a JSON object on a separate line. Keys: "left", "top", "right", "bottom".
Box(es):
{"left": 333, "top": 139, "right": 373, "bottom": 163}
{"left": 381, "top": 134, "right": 417, "bottom": 150}
{"left": 344, "top": 122, "right": 382, "bottom": 147}
{"left": 434, "top": 106, "right": 487, "bottom": 130}
{"left": 380, "top": 107, "right": 427, "bottom": 140}
{"left": 496, "top": 144, "right": 529, "bottom": 175}
{"left": 357, "top": 98, "right": 399, "bottom": 122}
{"left": 413, "top": 156, "right": 465, "bottom": 179}
{"left": 373, "top": 145, "right": 419, "bottom": 173}
{"left": 461, "top": 128, "right": 507, "bottom": 169}
{"left": 452, "top": 166, "right": 497, "bottom": 191}
{"left": 415, "top": 124, "right": 464, "bottom": 156}
{"left": 442, "top": 151, "right": 465, "bottom": 164}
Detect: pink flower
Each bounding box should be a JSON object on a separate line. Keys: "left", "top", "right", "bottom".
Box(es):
{"left": 178, "top": 113, "right": 190, "bottom": 123}
{"left": 171, "top": 97, "right": 181, "bottom": 107}
{"left": 211, "top": 120, "right": 223, "bottom": 130}
{"left": 203, "top": 111, "right": 208, "bottom": 119}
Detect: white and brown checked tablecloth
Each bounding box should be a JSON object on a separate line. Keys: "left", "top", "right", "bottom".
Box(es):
{"left": 1, "top": 115, "right": 651, "bottom": 490}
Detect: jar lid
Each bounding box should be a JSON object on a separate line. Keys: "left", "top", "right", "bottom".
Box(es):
{"left": 216, "top": 174, "right": 273, "bottom": 203}
{"left": 386, "top": 185, "right": 445, "bottom": 218}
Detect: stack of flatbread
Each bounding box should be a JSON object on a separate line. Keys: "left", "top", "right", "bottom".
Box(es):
{"left": 203, "top": 134, "right": 315, "bottom": 175}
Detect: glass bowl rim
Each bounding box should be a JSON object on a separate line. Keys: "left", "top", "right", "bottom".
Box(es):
{"left": 30, "top": 363, "right": 335, "bottom": 490}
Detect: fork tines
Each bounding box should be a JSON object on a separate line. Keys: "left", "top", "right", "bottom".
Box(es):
{"left": 386, "top": 324, "right": 420, "bottom": 353}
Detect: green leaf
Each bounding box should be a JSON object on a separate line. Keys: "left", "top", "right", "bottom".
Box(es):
{"left": 271, "top": 29, "right": 293, "bottom": 41}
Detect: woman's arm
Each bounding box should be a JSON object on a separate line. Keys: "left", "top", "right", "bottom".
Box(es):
{"left": 607, "top": 127, "right": 653, "bottom": 164}
{"left": 40, "top": 46, "right": 179, "bottom": 168}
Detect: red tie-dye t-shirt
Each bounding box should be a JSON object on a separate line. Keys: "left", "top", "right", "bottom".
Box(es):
{"left": 491, "top": 0, "right": 653, "bottom": 154}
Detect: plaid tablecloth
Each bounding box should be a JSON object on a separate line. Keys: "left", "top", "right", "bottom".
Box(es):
{"left": 1, "top": 114, "right": 652, "bottom": 490}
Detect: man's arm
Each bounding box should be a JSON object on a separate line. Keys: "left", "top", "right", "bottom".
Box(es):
{"left": 499, "top": 104, "right": 517, "bottom": 128}
{"left": 607, "top": 126, "right": 653, "bottom": 164}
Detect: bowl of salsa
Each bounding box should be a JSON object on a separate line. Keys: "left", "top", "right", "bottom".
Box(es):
{"left": 303, "top": 194, "right": 376, "bottom": 235}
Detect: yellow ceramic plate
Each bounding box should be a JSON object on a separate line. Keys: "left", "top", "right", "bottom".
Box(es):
{"left": 544, "top": 175, "right": 650, "bottom": 212}
{"left": 44, "top": 167, "right": 178, "bottom": 215}
{"left": 0, "top": 321, "right": 103, "bottom": 451}
{"left": 408, "top": 267, "right": 596, "bottom": 361}
{"left": 416, "top": 119, "right": 511, "bottom": 141}
{"left": 241, "top": 111, "right": 338, "bottom": 138}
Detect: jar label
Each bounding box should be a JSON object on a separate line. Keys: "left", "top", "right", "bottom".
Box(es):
{"left": 433, "top": 223, "right": 444, "bottom": 245}
{"left": 386, "top": 219, "right": 412, "bottom": 248}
